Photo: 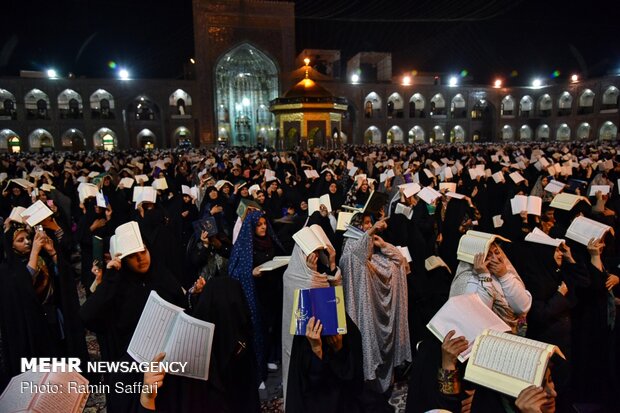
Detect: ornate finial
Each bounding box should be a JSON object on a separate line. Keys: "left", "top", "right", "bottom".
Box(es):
{"left": 303, "top": 57, "right": 310, "bottom": 66}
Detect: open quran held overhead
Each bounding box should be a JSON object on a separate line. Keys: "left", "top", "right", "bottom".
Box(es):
{"left": 0, "top": 141, "right": 618, "bottom": 412}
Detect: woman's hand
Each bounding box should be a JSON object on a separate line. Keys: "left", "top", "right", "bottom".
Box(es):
{"left": 473, "top": 253, "right": 488, "bottom": 274}
{"left": 90, "top": 218, "right": 107, "bottom": 232}
{"left": 252, "top": 267, "right": 262, "bottom": 277}
{"left": 559, "top": 243, "right": 576, "bottom": 264}
{"left": 325, "top": 335, "right": 343, "bottom": 353}
{"left": 306, "top": 252, "right": 318, "bottom": 272}
{"left": 441, "top": 330, "right": 468, "bottom": 370}
{"left": 140, "top": 352, "right": 166, "bottom": 411}
{"left": 557, "top": 281, "right": 568, "bottom": 296}
{"left": 487, "top": 254, "right": 508, "bottom": 277}
{"left": 107, "top": 253, "right": 122, "bottom": 271}
{"left": 372, "top": 235, "right": 386, "bottom": 249}
{"left": 200, "top": 230, "right": 210, "bottom": 246}
{"left": 326, "top": 245, "right": 337, "bottom": 269}
{"left": 31, "top": 230, "right": 46, "bottom": 255}
{"left": 514, "top": 385, "right": 549, "bottom": 413}
{"left": 190, "top": 276, "right": 206, "bottom": 294}
{"left": 587, "top": 238, "right": 604, "bottom": 256}
{"left": 606, "top": 274, "right": 619, "bottom": 291}
{"left": 368, "top": 217, "right": 387, "bottom": 235}
{"left": 305, "top": 317, "right": 323, "bottom": 359}
{"left": 92, "top": 262, "right": 103, "bottom": 285}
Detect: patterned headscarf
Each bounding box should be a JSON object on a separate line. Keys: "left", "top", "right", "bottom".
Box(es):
{"left": 228, "top": 210, "right": 282, "bottom": 377}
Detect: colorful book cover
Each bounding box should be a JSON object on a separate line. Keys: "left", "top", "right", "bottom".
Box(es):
{"left": 290, "top": 286, "right": 347, "bottom": 335}
{"left": 192, "top": 216, "right": 218, "bottom": 238}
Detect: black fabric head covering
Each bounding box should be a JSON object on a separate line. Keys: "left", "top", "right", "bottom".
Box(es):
{"left": 2, "top": 223, "right": 30, "bottom": 267}
{"left": 193, "top": 277, "right": 258, "bottom": 398}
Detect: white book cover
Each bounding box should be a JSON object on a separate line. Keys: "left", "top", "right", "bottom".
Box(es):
{"left": 399, "top": 182, "right": 421, "bottom": 198}
{"left": 525, "top": 228, "right": 565, "bottom": 247}
{"left": 427, "top": 294, "right": 511, "bottom": 362}
{"left": 128, "top": 291, "right": 215, "bottom": 381}
{"left": 77, "top": 183, "right": 99, "bottom": 203}
{"left": 20, "top": 200, "right": 53, "bottom": 226}
{"left": 348, "top": 166, "right": 359, "bottom": 177}
{"left": 336, "top": 211, "right": 356, "bottom": 231}
{"left": 417, "top": 186, "right": 442, "bottom": 204}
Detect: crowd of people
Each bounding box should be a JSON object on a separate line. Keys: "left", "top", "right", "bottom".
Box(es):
{"left": 0, "top": 140, "right": 619, "bottom": 413}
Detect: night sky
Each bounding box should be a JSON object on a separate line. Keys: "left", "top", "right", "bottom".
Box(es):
{"left": 1, "top": 0, "right": 618, "bottom": 86}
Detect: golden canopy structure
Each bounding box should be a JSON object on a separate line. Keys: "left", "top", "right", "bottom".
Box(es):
{"left": 270, "top": 61, "right": 348, "bottom": 149}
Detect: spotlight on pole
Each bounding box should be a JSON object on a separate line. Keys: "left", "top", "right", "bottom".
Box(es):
{"left": 532, "top": 78, "right": 542, "bottom": 88}
{"left": 449, "top": 76, "right": 458, "bottom": 87}
{"left": 47, "top": 69, "right": 57, "bottom": 79}
{"left": 118, "top": 68, "right": 130, "bottom": 80}
{"left": 494, "top": 79, "right": 503, "bottom": 88}
{"left": 351, "top": 73, "right": 360, "bottom": 84}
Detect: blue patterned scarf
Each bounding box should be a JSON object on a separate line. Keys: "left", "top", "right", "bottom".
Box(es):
{"left": 228, "top": 211, "right": 282, "bottom": 380}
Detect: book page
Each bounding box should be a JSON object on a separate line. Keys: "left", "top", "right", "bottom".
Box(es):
{"left": 32, "top": 372, "right": 89, "bottom": 413}
{"left": 8, "top": 206, "right": 26, "bottom": 224}
{"left": 509, "top": 197, "right": 526, "bottom": 217}
{"left": 0, "top": 371, "right": 44, "bottom": 411}
{"left": 114, "top": 221, "right": 145, "bottom": 259}
{"left": 527, "top": 196, "right": 542, "bottom": 216}
{"left": 525, "top": 228, "right": 564, "bottom": 247}
{"left": 589, "top": 185, "right": 610, "bottom": 196}
{"left": 128, "top": 291, "right": 183, "bottom": 363}
{"left": 426, "top": 294, "right": 510, "bottom": 362}
{"left": 565, "top": 216, "right": 610, "bottom": 246}
{"left": 307, "top": 198, "right": 321, "bottom": 216}
{"left": 457, "top": 233, "right": 492, "bottom": 264}
{"left": 164, "top": 312, "right": 215, "bottom": 381}
{"left": 310, "top": 224, "right": 333, "bottom": 249}
{"left": 292, "top": 227, "right": 323, "bottom": 256}
{"left": 465, "top": 330, "right": 553, "bottom": 397}
{"left": 396, "top": 246, "right": 412, "bottom": 262}
{"left": 319, "top": 194, "right": 332, "bottom": 212}
{"left": 20, "top": 200, "right": 53, "bottom": 226}
{"left": 425, "top": 255, "right": 449, "bottom": 272}
{"left": 118, "top": 177, "right": 135, "bottom": 189}
{"left": 258, "top": 256, "right": 291, "bottom": 271}
{"left": 394, "top": 203, "right": 413, "bottom": 220}
{"left": 336, "top": 212, "right": 355, "bottom": 231}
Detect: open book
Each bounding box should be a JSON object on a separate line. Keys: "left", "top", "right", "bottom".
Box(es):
{"left": 465, "top": 329, "right": 565, "bottom": 398}
{"left": 417, "top": 186, "right": 442, "bottom": 204}
{"left": 336, "top": 211, "right": 356, "bottom": 231}
{"left": 293, "top": 224, "right": 333, "bottom": 256}
{"left": 343, "top": 224, "right": 365, "bottom": 240}
{"left": 394, "top": 203, "right": 413, "bottom": 220}
{"left": 425, "top": 255, "right": 451, "bottom": 273}
{"left": 544, "top": 180, "right": 565, "bottom": 194}
{"left": 525, "top": 228, "right": 565, "bottom": 247}
{"left": 109, "top": 221, "right": 146, "bottom": 259}
{"left": 258, "top": 256, "right": 291, "bottom": 272}
{"left": 510, "top": 195, "right": 542, "bottom": 216}
{"left": 565, "top": 216, "right": 612, "bottom": 246}
{"left": 20, "top": 200, "right": 53, "bottom": 226}
{"left": 341, "top": 190, "right": 389, "bottom": 214}
{"left": 128, "top": 291, "right": 215, "bottom": 381}
{"left": 308, "top": 194, "right": 332, "bottom": 215}
{"left": 290, "top": 286, "right": 347, "bottom": 335}
{"left": 549, "top": 192, "right": 590, "bottom": 211}
{"left": 589, "top": 185, "right": 610, "bottom": 196}
{"left": 8, "top": 206, "right": 26, "bottom": 224}
{"left": 427, "top": 294, "right": 511, "bottom": 362}
{"left": 456, "top": 230, "right": 510, "bottom": 264}
{"left": 152, "top": 177, "right": 168, "bottom": 191}
{"left": 0, "top": 370, "right": 89, "bottom": 413}
{"left": 118, "top": 177, "right": 135, "bottom": 189}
